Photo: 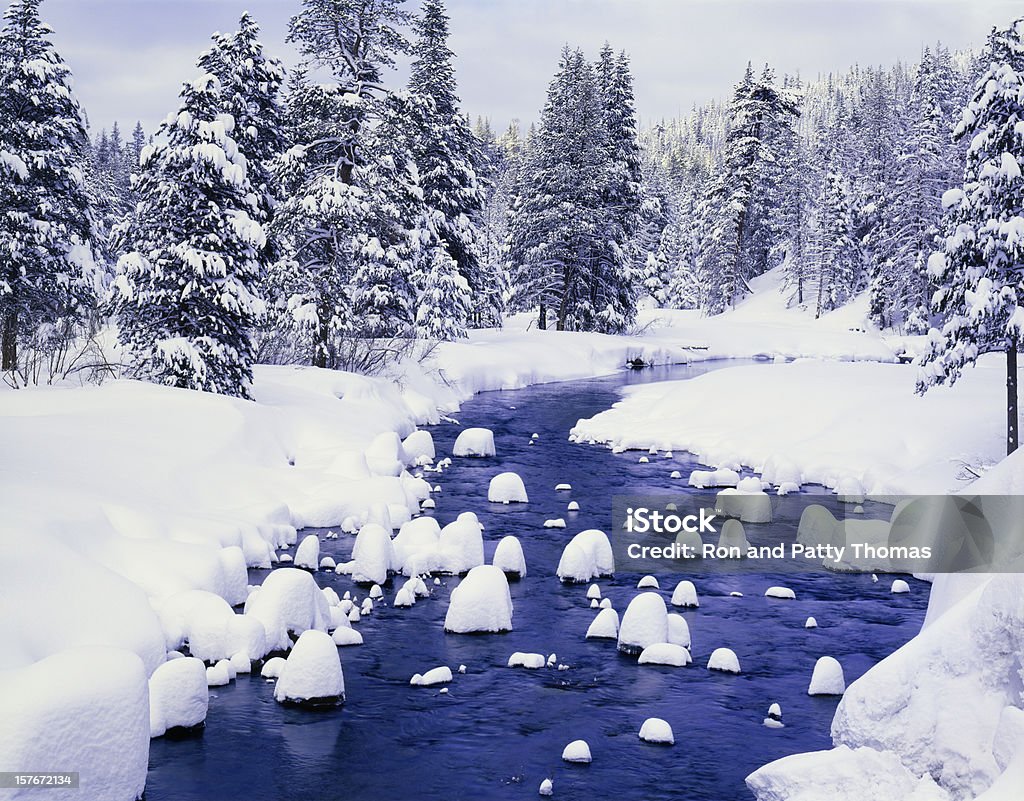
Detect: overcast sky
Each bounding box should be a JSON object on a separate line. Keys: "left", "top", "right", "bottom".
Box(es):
{"left": 38, "top": 0, "right": 1020, "bottom": 138}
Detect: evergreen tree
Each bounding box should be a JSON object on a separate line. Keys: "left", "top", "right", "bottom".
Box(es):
{"left": 0, "top": 0, "right": 100, "bottom": 372}
{"left": 113, "top": 36, "right": 269, "bottom": 397}
{"left": 918, "top": 18, "right": 1024, "bottom": 454}
{"left": 815, "top": 169, "right": 860, "bottom": 315}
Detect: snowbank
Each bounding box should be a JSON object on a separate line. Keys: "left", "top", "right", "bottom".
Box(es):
{"left": 443, "top": 565, "right": 513, "bottom": 633}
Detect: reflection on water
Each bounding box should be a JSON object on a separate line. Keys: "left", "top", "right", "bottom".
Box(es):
{"left": 147, "top": 362, "right": 927, "bottom": 801}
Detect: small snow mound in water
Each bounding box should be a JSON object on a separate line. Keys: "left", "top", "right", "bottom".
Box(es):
{"left": 638, "top": 717, "right": 675, "bottom": 744}
{"left": 458, "top": 664, "right": 466, "bottom": 674}
{"left": 410, "top": 666, "right": 452, "bottom": 686}
{"left": 561, "top": 740, "right": 592, "bottom": 763}
{"left": 670, "top": 470, "right": 682, "bottom": 479}
{"left": 599, "top": 598, "right": 612, "bottom": 609}
{"left": 244, "top": 567, "right": 331, "bottom": 652}
{"left": 274, "top": 630, "right": 345, "bottom": 706}
{"left": 332, "top": 627, "right": 363, "bottom": 646}
{"left": 671, "top": 580, "right": 699, "bottom": 607}
{"left": 649, "top": 447, "right": 658, "bottom": 455}
{"left": 488, "top": 471, "right": 529, "bottom": 503}
{"left": 638, "top": 643, "right": 692, "bottom": 667}
{"left": 294, "top": 535, "right": 320, "bottom": 570}
{"left": 737, "top": 476, "right": 764, "bottom": 492}
{"left": 403, "top": 430, "right": 435, "bottom": 464}
{"left": 808, "top": 656, "right": 846, "bottom": 695}
{"left": 590, "top": 598, "right": 599, "bottom": 608}
{"left": 689, "top": 468, "right": 740, "bottom": 488}
{"left": 765, "top": 586, "right": 796, "bottom": 599}
{"left": 421, "top": 498, "right": 436, "bottom": 509}
{"left": 507, "top": 652, "right": 545, "bottom": 669}
{"left": 369, "top": 584, "right": 383, "bottom": 600}
{"left": 555, "top": 483, "right": 572, "bottom": 491}
{"left": 764, "top": 702, "right": 784, "bottom": 728}
{"left": 586, "top": 583, "right": 602, "bottom": 600}
{"left": 539, "top": 778, "right": 553, "bottom": 796}
{"left": 667, "top": 614, "right": 691, "bottom": 648}
{"left": 639, "top": 456, "right": 649, "bottom": 463}
{"left": 804, "top": 616, "right": 818, "bottom": 628}
{"left": 891, "top": 579, "right": 910, "bottom": 594}
{"left": 544, "top": 518, "right": 566, "bottom": 528}
{"left": 729, "top": 591, "right": 744, "bottom": 597}
{"left": 279, "top": 553, "right": 293, "bottom": 563}
{"left": 319, "top": 556, "right": 336, "bottom": 570}
{"left": 149, "top": 657, "right": 208, "bottom": 738}
{"left": 853, "top": 504, "right": 865, "bottom": 514}
{"left": 585, "top": 607, "right": 619, "bottom": 639}
{"left": 453, "top": 427, "right": 496, "bottom": 457}
{"left": 776, "top": 482, "right": 800, "bottom": 495}
{"left": 260, "top": 656, "right": 285, "bottom": 679}
{"left": 393, "top": 587, "right": 415, "bottom": 607}
{"left": 360, "top": 598, "right": 373, "bottom": 615}
{"left": 556, "top": 529, "right": 615, "bottom": 583}
{"left": 618, "top": 592, "right": 668, "bottom": 654}
{"left": 567, "top": 501, "right": 580, "bottom": 511}
{"left": 351, "top": 523, "right": 397, "bottom": 585}
{"left": 718, "top": 519, "right": 750, "bottom": 553}
{"left": 493, "top": 535, "right": 527, "bottom": 578}
{"left": 707, "top": 647, "right": 741, "bottom": 674}
{"left": 206, "top": 660, "right": 231, "bottom": 686}
{"left": 444, "top": 565, "right": 513, "bottom": 633}
{"left": 716, "top": 488, "right": 772, "bottom": 523}
{"left": 637, "top": 575, "right": 659, "bottom": 589}
{"left": 532, "top": 433, "right": 540, "bottom": 440}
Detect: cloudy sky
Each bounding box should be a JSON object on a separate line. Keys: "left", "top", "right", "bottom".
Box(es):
{"left": 39, "top": 0, "right": 1020, "bottom": 137}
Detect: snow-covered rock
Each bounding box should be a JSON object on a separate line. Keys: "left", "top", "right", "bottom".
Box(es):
{"left": 586, "top": 583, "right": 602, "bottom": 600}
{"left": 671, "top": 580, "right": 699, "bottom": 607}
{"left": 403, "top": 430, "right": 435, "bottom": 464}
{"left": 207, "top": 660, "right": 232, "bottom": 686}
{"left": 639, "top": 717, "right": 675, "bottom": 744}
{"left": 618, "top": 592, "right": 668, "bottom": 654}
{"left": 149, "top": 657, "right": 208, "bottom": 737}
{"left": 260, "top": 656, "right": 286, "bottom": 678}
{"left": 274, "top": 630, "right": 345, "bottom": 706}
{"left": 488, "top": 471, "right": 529, "bottom": 503}
{"left": 492, "top": 535, "right": 527, "bottom": 578}
{"left": 392, "top": 516, "right": 442, "bottom": 576}
{"left": 763, "top": 702, "right": 784, "bottom": 729}
{"left": 562, "top": 739, "right": 592, "bottom": 763}
{"left": 805, "top": 616, "right": 818, "bottom": 629}
{"left": 556, "top": 529, "right": 615, "bottom": 583}
{"left": 891, "top": 579, "right": 910, "bottom": 594}
{"left": 808, "top": 656, "right": 846, "bottom": 695}
{"left": 716, "top": 488, "right": 772, "bottom": 523}
{"left": 638, "top": 643, "right": 692, "bottom": 667}
{"left": 585, "top": 607, "right": 620, "bottom": 639}
{"left": 689, "top": 468, "right": 740, "bottom": 488}
{"left": 294, "top": 534, "right": 320, "bottom": 570}
{"left": 332, "top": 627, "right": 363, "bottom": 646}
{"left": 243, "top": 568, "right": 330, "bottom": 652}
{"left": 567, "top": 500, "right": 580, "bottom": 512}
{"left": 444, "top": 565, "right": 513, "bottom": 633}
{"left": 718, "top": 519, "right": 750, "bottom": 553}
{"left": 555, "top": 483, "right": 572, "bottom": 491}
{"left": 507, "top": 652, "right": 546, "bottom": 669}
{"left": 765, "top": 586, "right": 796, "bottom": 600}
{"left": 666, "top": 613, "right": 691, "bottom": 648}
{"left": 544, "top": 518, "right": 566, "bottom": 528}
{"left": 410, "top": 666, "right": 453, "bottom": 686}
{"left": 319, "top": 556, "right": 336, "bottom": 570}
{"left": 539, "top": 778, "right": 554, "bottom": 796}
{"left": 350, "top": 523, "right": 397, "bottom": 585}
{"left": 453, "top": 427, "right": 496, "bottom": 457}
{"left": 707, "top": 647, "right": 741, "bottom": 674}
{"left": 637, "top": 574, "right": 659, "bottom": 589}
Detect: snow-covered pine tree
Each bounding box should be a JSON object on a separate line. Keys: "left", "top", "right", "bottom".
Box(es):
{"left": 407, "top": 0, "right": 488, "bottom": 328}
{"left": 918, "top": 18, "right": 1024, "bottom": 454}
{"left": 815, "top": 169, "right": 860, "bottom": 315}
{"left": 113, "top": 43, "right": 268, "bottom": 397}
{"left": 0, "top": 0, "right": 101, "bottom": 372}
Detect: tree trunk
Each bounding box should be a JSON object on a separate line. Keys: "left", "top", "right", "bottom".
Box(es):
{"left": 313, "top": 303, "right": 329, "bottom": 370}
{"left": 1008, "top": 337, "right": 1018, "bottom": 455}
{"left": 538, "top": 303, "right": 546, "bottom": 331}
{"left": 1, "top": 306, "right": 17, "bottom": 372}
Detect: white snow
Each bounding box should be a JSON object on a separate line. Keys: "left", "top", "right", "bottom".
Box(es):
{"left": 671, "top": 580, "right": 699, "bottom": 607}
{"left": 808, "top": 656, "right": 846, "bottom": 695}
{"left": 567, "top": 501, "right": 580, "bottom": 511}
{"left": 243, "top": 567, "right": 330, "bottom": 652}
{"left": 585, "top": 608, "right": 620, "bottom": 639}
{"left": 539, "top": 778, "right": 554, "bottom": 796}
{"left": 402, "top": 430, "right": 435, "bottom": 464}
{"left": 556, "top": 529, "right": 615, "bottom": 583}
{"left": 507, "top": 652, "right": 546, "bottom": 669}
{"left": 805, "top": 616, "right": 818, "bottom": 629}
{"left": 638, "top": 643, "right": 692, "bottom": 667}
{"left": 443, "top": 565, "right": 513, "bottom": 633}
{"left": 555, "top": 483, "right": 572, "bottom": 491}
{"left": 260, "top": 656, "right": 286, "bottom": 678}
{"left": 707, "top": 647, "right": 741, "bottom": 674}
{"left": 492, "top": 535, "right": 527, "bottom": 577}
{"left": 488, "top": 471, "right": 529, "bottom": 503}
{"left": 294, "top": 534, "right": 320, "bottom": 570}
{"left": 410, "top": 666, "right": 453, "bottom": 686}
{"left": 453, "top": 427, "right": 496, "bottom": 457}
{"left": 637, "top": 574, "right": 660, "bottom": 589}
{"left": 764, "top": 702, "right": 784, "bottom": 729}
{"left": 689, "top": 468, "right": 740, "bottom": 488}
{"left": 666, "top": 613, "right": 691, "bottom": 648}
{"left": 349, "top": 522, "right": 397, "bottom": 585}
{"left": 718, "top": 519, "right": 750, "bottom": 553}
{"left": 586, "top": 583, "right": 602, "bottom": 600}
{"left": 638, "top": 717, "right": 675, "bottom": 744}
{"left": 764, "top": 586, "right": 796, "bottom": 600}
{"left": 437, "top": 512, "right": 485, "bottom": 574}
{"left": 332, "top": 627, "right": 364, "bottom": 646}
{"left": 618, "top": 592, "right": 668, "bottom": 654}
{"left": 274, "top": 630, "right": 345, "bottom": 704}
{"left": 149, "top": 657, "right": 208, "bottom": 737}
{"left": 561, "top": 739, "right": 592, "bottom": 763}
{"left": 717, "top": 489, "right": 773, "bottom": 523}
{"left": 891, "top": 579, "right": 910, "bottom": 594}
{"left": 544, "top": 518, "right": 566, "bottom": 528}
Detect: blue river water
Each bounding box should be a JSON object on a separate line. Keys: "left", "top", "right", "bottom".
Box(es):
{"left": 146, "top": 362, "right": 928, "bottom": 801}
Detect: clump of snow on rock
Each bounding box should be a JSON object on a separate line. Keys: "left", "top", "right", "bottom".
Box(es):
{"left": 294, "top": 534, "right": 320, "bottom": 570}
{"left": 638, "top": 643, "right": 692, "bottom": 667}
{"left": 666, "top": 613, "right": 691, "bottom": 648}
{"left": 586, "top": 608, "right": 620, "bottom": 639}
{"left": 274, "top": 630, "right": 345, "bottom": 706}
{"left": 444, "top": 565, "right": 513, "bottom": 633}
{"left": 488, "top": 471, "right": 529, "bottom": 503}
{"left": 671, "top": 580, "right": 699, "bottom": 607}
{"left": 507, "top": 652, "right": 546, "bottom": 669}
{"left": 804, "top": 616, "right": 818, "bottom": 629}
{"left": 637, "top": 574, "right": 659, "bottom": 589}
{"left": 453, "top": 427, "right": 496, "bottom": 457}
{"left": 556, "top": 529, "right": 615, "bottom": 583}
{"left": 764, "top": 586, "right": 796, "bottom": 600}
{"left": 562, "top": 739, "right": 592, "bottom": 763}
{"left": 891, "top": 579, "right": 910, "bottom": 594}
{"left": 639, "top": 717, "right": 675, "bottom": 744}
{"left": 410, "top": 666, "right": 453, "bottom": 686}
{"left": 149, "top": 657, "right": 208, "bottom": 738}
{"left": 243, "top": 568, "right": 330, "bottom": 652}
{"left": 808, "top": 656, "right": 846, "bottom": 695}
{"left": 492, "top": 535, "right": 527, "bottom": 578}
{"left": 707, "top": 647, "right": 741, "bottom": 674}
{"left": 618, "top": 592, "right": 668, "bottom": 654}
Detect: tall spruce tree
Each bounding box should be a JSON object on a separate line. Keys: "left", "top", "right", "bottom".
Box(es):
{"left": 0, "top": 0, "right": 100, "bottom": 372}
{"left": 918, "top": 19, "right": 1024, "bottom": 454}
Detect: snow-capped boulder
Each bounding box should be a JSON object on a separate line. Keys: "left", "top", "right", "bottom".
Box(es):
{"left": 244, "top": 568, "right": 330, "bottom": 652}
{"left": 805, "top": 616, "right": 818, "bottom": 629}
{"left": 674, "top": 528, "right": 704, "bottom": 558}
{"left": 599, "top": 598, "right": 612, "bottom": 609}
{"left": 808, "top": 656, "right": 846, "bottom": 695}
{"left": 586, "top": 608, "right": 620, "bottom": 639}
{"left": 539, "top": 778, "right": 553, "bottom": 796}
{"left": 392, "top": 516, "right": 442, "bottom": 576}
{"left": 618, "top": 592, "right": 668, "bottom": 654}
{"left": 350, "top": 523, "right": 397, "bottom": 585}
{"left": 332, "top": 627, "right": 363, "bottom": 646}
{"left": 671, "top": 580, "right": 699, "bottom": 607}
{"left": 444, "top": 565, "right": 513, "bottom": 633}
{"left": 544, "top": 518, "right": 566, "bottom": 528}
{"left": 797, "top": 504, "right": 840, "bottom": 548}
{"left": 149, "top": 657, "right": 208, "bottom": 738}
{"left": 364, "top": 431, "right": 409, "bottom": 476}
{"left": 562, "top": 740, "right": 592, "bottom": 763}
{"left": 260, "top": 656, "right": 286, "bottom": 679}
{"left": 567, "top": 501, "right": 580, "bottom": 511}
{"left": 488, "top": 471, "right": 529, "bottom": 504}
{"left": 507, "top": 652, "right": 546, "bottom": 669}
{"left": 763, "top": 702, "right": 784, "bottom": 729}
{"left": 737, "top": 476, "right": 764, "bottom": 492}
{"left": 670, "top": 470, "right": 682, "bottom": 479}
{"left": 453, "top": 427, "right": 496, "bottom": 457}
{"left": 438, "top": 512, "right": 485, "bottom": 574}
{"left": 765, "top": 586, "right": 796, "bottom": 600}
{"left": 689, "top": 468, "right": 740, "bottom": 488}
{"left": 492, "top": 535, "right": 527, "bottom": 578}
{"left": 639, "top": 717, "right": 675, "bottom": 744}
{"left": 718, "top": 519, "right": 750, "bottom": 553}
{"left": 716, "top": 488, "right": 772, "bottom": 523}
{"left": 638, "top": 643, "right": 692, "bottom": 667}
{"left": 402, "top": 430, "right": 435, "bottom": 465}
{"left": 393, "top": 587, "right": 416, "bottom": 607}
{"left": 294, "top": 534, "right": 320, "bottom": 570}
{"left": 891, "top": 579, "right": 910, "bottom": 594}
{"left": 319, "top": 556, "right": 336, "bottom": 570}
{"left": 707, "top": 647, "right": 741, "bottom": 674}
{"left": 666, "top": 614, "right": 691, "bottom": 648}
{"left": 555, "top": 483, "right": 572, "bottom": 491}
{"left": 586, "top": 583, "right": 602, "bottom": 600}
{"left": 274, "top": 630, "right": 345, "bottom": 706}
{"left": 410, "top": 666, "right": 453, "bottom": 686}
{"left": 637, "top": 575, "right": 660, "bottom": 589}
{"left": 206, "top": 660, "right": 231, "bottom": 686}
{"left": 556, "top": 529, "right": 615, "bottom": 583}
